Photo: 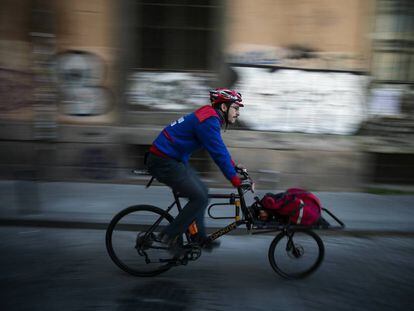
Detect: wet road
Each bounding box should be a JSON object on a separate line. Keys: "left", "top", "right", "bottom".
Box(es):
{"left": 1, "top": 226, "right": 413, "bottom": 311}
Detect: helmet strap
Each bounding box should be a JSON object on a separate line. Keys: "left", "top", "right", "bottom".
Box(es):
{"left": 222, "top": 102, "right": 231, "bottom": 131}
{"left": 214, "top": 102, "right": 232, "bottom": 131}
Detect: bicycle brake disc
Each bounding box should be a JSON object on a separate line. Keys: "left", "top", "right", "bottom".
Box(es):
{"left": 287, "top": 244, "right": 304, "bottom": 259}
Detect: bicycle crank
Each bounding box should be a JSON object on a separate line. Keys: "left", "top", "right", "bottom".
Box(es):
{"left": 186, "top": 244, "right": 202, "bottom": 261}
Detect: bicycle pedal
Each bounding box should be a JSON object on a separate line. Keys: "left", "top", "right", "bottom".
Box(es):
{"left": 186, "top": 248, "right": 202, "bottom": 261}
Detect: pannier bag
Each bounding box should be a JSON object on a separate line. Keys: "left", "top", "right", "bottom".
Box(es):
{"left": 260, "top": 188, "right": 322, "bottom": 226}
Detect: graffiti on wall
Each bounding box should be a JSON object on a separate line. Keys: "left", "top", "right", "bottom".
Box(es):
{"left": 233, "top": 67, "right": 368, "bottom": 135}
{"left": 0, "top": 69, "right": 33, "bottom": 113}
{"left": 227, "top": 44, "right": 318, "bottom": 67}
{"left": 55, "top": 51, "right": 112, "bottom": 116}
{"left": 368, "top": 87, "right": 404, "bottom": 116}
{"left": 126, "top": 66, "right": 368, "bottom": 134}
{"left": 228, "top": 44, "right": 363, "bottom": 72}
{"left": 126, "top": 71, "right": 214, "bottom": 111}
{"left": 227, "top": 47, "right": 280, "bottom": 65}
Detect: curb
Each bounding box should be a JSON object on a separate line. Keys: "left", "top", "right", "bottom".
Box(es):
{"left": 1, "top": 218, "right": 413, "bottom": 237}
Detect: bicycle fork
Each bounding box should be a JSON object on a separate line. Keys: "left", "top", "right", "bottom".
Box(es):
{"left": 285, "top": 231, "right": 304, "bottom": 259}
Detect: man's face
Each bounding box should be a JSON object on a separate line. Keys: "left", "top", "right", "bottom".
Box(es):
{"left": 224, "top": 103, "right": 241, "bottom": 124}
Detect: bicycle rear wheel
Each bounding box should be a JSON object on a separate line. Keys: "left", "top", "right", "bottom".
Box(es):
{"left": 106, "top": 205, "right": 179, "bottom": 277}
{"left": 268, "top": 229, "right": 324, "bottom": 279}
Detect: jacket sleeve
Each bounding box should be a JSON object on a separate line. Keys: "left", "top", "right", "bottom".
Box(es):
{"left": 195, "top": 117, "right": 241, "bottom": 187}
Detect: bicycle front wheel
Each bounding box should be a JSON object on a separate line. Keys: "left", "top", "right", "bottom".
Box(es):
{"left": 106, "top": 205, "right": 178, "bottom": 277}
{"left": 268, "top": 229, "right": 324, "bottom": 279}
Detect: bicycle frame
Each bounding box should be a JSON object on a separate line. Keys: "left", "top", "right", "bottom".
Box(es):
{"left": 149, "top": 186, "right": 255, "bottom": 244}
{"left": 106, "top": 169, "right": 344, "bottom": 279}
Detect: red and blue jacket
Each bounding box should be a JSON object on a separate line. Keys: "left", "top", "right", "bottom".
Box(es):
{"left": 150, "top": 105, "right": 241, "bottom": 187}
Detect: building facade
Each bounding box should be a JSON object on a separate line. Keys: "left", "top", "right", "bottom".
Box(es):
{"left": 0, "top": 0, "right": 412, "bottom": 189}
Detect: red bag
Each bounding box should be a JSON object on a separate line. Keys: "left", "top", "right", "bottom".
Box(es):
{"left": 260, "top": 188, "right": 321, "bottom": 226}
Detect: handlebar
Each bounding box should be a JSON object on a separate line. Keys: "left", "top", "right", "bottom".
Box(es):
{"left": 236, "top": 167, "right": 255, "bottom": 193}
{"left": 235, "top": 166, "right": 248, "bottom": 178}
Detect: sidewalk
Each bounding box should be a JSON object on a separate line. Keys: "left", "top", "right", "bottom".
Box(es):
{"left": 1, "top": 180, "right": 413, "bottom": 236}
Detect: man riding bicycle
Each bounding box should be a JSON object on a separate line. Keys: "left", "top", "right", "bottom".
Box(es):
{"left": 145, "top": 88, "right": 245, "bottom": 254}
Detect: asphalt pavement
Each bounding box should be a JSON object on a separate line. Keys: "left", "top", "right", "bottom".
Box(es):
{"left": 1, "top": 180, "right": 413, "bottom": 235}
{"left": 1, "top": 226, "right": 413, "bottom": 311}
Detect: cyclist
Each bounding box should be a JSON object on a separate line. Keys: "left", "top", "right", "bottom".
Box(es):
{"left": 145, "top": 88, "right": 245, "bottom": 254}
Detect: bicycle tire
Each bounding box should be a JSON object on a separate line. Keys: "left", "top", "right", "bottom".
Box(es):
{"left": 106, "top": 204, "right": 178, "bottom": 277}
{"left": 268, "top": 229, "right": 324, "bottom": 279}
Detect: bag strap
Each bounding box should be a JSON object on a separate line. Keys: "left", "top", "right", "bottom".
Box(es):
{"left": 294, "top": 200, "right": 305, "bottom": 224}
{"left": 285, "top": 199, "right": 305, "bottom": 224}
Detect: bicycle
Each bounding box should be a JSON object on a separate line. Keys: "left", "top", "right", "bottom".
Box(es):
{"left": 105, "top": 168, "right": 345, "bottom": 279}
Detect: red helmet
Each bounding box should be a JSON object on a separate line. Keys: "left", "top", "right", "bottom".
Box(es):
{"left": 209, "top": 88, "right": 243, "bottom": 107}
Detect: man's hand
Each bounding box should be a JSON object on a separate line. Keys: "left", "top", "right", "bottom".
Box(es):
{"left": 235, "top": 163, "right": 247, "bottom": 174}
{"left": 240, "top": 179, "right": 255, "bottom": 192}
{"left": 235, "top": 163, "right": 246, "bottom": 170}
{"left": 234, "top": 164, "right": 254, "bottom": 192}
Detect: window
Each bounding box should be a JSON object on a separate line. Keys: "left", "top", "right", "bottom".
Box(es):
{"left": 136, "top": 0, "right": 222, "bottom": 71}
{"left": 372, "top": 0, "right": 414, "bottom": 84}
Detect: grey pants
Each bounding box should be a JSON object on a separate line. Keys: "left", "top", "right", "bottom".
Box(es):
{"left": 146, "top": 153, "right": 209, "bottom": 239}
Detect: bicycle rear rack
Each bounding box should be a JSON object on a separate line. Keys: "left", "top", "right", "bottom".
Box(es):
{"left": 250, "top": 207, "right": 345, "bottom": 235}
{"left": 320, "top": 207, "right": 345, "bottom": 229}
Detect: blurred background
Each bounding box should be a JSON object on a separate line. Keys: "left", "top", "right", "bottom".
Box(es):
{"left": 0, "top": 0, "right": 413, "bottom": 191}
{"left": 2, "top": 3, "right": 414, "bottom": 310}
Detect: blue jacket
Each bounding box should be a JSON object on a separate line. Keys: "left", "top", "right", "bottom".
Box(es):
{"left": 151, "top": 105, "right": 239, "bottom": 185}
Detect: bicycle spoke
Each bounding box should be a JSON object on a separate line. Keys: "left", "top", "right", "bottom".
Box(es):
{"left": 268, "top": 230, "right": 324, "bottom": 279}
{"left": 106, "top": 205, "right": 180, "bottom": 276}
